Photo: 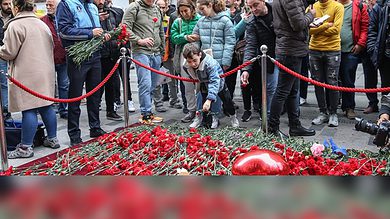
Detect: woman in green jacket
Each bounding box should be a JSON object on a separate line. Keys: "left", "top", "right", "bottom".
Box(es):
{"left": 170, "top": 0, "right": 201, "bottom": 123}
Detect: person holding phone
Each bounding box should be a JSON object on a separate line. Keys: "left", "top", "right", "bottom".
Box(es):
{"left": 308, "top": 0, "right": 344, "bottom": 128}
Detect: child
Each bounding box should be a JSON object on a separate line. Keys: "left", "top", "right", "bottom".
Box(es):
{"left": 182, "top": 43, "right": 239, "bottom": 128}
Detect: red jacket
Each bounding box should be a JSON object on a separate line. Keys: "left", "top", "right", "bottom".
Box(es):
{"left": 352, "top": 0, "right": 369, "bottom": 48}
{"left": 41, "top": 15, "right": 66, "bottom": 65}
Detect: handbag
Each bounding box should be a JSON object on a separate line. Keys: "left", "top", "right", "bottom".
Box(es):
{"left": 5, "top": 120, "right": 46, "bottom": 151}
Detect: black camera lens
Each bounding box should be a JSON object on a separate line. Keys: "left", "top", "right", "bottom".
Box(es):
{"left": 355, "top": 118, "right": 379, "bottom": 135}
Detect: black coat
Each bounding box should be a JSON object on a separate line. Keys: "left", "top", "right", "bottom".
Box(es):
{"left": 0, "top": 19, "right": 4, "bottom": 46}
{"left": 242, "top": 3, "right": 275, "bottom": 74}
{"left": 100, "top": 6, "right": 124, "bottom": 59}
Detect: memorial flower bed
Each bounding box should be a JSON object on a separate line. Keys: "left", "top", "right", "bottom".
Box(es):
{"left": 2, "top": 125, "right": 389, "bottom": 176}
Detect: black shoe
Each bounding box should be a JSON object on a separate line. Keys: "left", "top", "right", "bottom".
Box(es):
{"left": 106, "top": 111, "right": 123, "bottom": 121}
{"left": 289, "top": 125, "right": 316, "bottom": 137}
{"left": 183, "top": 107, "right": 189, "bottom": 114}
{"left": 70, "top": 138, "right": 82, "bottom": 146}
{"left": 268, "top": 128, "right": 289, "bottom": 139}
{"left": 90, "top": 128, "right": 107, "bottom": 138}
{"left": 162, "top": 95, "right": 169, "bottom": 102}
{"left": 4, "top": 112, "right": 12, "bottom": 121}
{"left": 241, "top": 110, "right": 252, "bottom": 122}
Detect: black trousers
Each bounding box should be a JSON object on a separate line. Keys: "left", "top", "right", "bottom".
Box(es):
{"left": 67, "top": 54, "right": 102, "bottom": 141}
{"left": 225, "top": 55, "right": 240, "bottom": 99}
{"left": 241, "top": 63, "right": 261, "bottom": 111}
{"left": 115, "top": 58, "right": 133, "bottom": 103}
{"left": 101, "top": 57, "right": 120, "bottom": 113}
{"left": 269, "top": 55, "right": 302, "bottom": 131}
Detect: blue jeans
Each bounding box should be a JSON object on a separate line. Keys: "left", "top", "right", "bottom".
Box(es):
{"left": 56, "top": 63, "right": 69, "bottom": 115}
{"left": 267, "top": 66, "right": 279, "bottom": 114}
{"left": 133, "top": 53, "right": 162, "bottom": 116}
{"left": 339, "top": 52, "right": 360, "bottom": 111}
{"left": 196, "top": 92, "right": 222, "bottom": 114}
{"left": 0, "top": 59, "right": 8, "bottom": 110}
{"left": 22, "top": 105, "right": 57, "bottom": 146}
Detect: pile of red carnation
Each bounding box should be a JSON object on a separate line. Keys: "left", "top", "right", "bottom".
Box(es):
{"left": 1, "top": 125, "right": 389, "bottom": 176}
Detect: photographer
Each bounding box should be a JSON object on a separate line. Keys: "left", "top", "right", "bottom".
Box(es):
{"left": 377, "top": 94, "right": 390, "bottom": 124}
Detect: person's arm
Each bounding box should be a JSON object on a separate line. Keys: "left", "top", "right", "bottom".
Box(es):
{"left": 321, "top": 5, "right": 344, "bottom": 36}
{"left": 367, "top": 4, "right": 380, "bottom": 55}
{"left": 234, "top": 19, "right": 246, "bottom": 39}
{"left": 242, "top": 22, "right": 257, "bottom": 73}
{"left": 170, "top": 19, "right": 187, "bottom": 45}
{"left": 357, "top": 4, "right": 369, "bottom": 48}
{"left": 221, "top": 19, "right": 236, "bottom": 68}
{"left": 309, "top": 23, "right": 330, "bottom": 35}
{"left": 206, "top": 64, "right": 222, "bottom": 102}
{"left": 56, "top": 1, "right": 93, "bottom": 41}
{"left": 121, "top": 3, "right": 142, "bottom": 44}
{"left": 282, "top": 0, "right": 314, "bottom": 32}
{"left": 0, "top": 25, "right": 23, "bottom": 61}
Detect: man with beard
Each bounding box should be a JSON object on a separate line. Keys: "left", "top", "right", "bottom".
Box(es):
{"left": 0, "top": 0, "right": 12, "bottom": 120}
{"left": 41, "top": 0, "right": 69, "bottom": 119}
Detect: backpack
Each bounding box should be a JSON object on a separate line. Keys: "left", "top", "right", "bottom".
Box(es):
{"left": 234, "top": 39, "right": 246, "bottom": 63}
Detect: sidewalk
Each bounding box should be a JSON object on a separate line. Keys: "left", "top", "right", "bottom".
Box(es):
{"left": 6, "top": 64, "right": 380, "bottom": 167}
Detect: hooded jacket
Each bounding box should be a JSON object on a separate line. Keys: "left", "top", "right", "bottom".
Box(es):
{"left": 192, "top": 10, "right": 236, "bottom": 67}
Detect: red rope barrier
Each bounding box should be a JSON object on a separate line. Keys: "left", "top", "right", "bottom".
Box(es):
{"left": 271, "top": 57, "right": 390, "bottom": 93}
{"left": 7, "top": 59, "right": 121, "bottom": 103}
{"left": 130, "top": 57, "right": 257, "bottom": 82}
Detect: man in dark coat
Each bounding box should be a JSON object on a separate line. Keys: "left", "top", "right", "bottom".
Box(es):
{"left": 268, "top": 0, "right": 316, "bottom": 137}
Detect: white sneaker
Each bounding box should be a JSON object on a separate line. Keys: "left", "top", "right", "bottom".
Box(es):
{"left": 189, "top": 112, "right": 202, "bottom": 128}
{"left": 312, "top": 112, "right": 329, "bottom": 125}
{"left": 211, "top": 115, "right": 219, "bottom": 129}
{"left": 299, "top": 98, "right": 306, "bottom": 106}
{"left": 230, "top": 114, "right": 240, "bottom": 128}
{"left": 128, "top": 100, "right": 136, "bottom": 112}
{"left": 328, "top": 114, "right": 338, "bottom": 127}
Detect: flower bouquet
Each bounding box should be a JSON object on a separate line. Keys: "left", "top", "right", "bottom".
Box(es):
{"left": 2, "top": 125, "right": 390, "bottom": 176}
{"left": 67, "top": 24, "right": 129, "bottom": 66}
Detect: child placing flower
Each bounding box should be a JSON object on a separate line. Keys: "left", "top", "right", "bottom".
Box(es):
{"left": 182, "top": 43, "right": 239, "bottom": 128}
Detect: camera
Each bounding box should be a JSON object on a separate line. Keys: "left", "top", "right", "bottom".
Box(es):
{"left": 355, "top": 118, "right": 390, "bottom": 147}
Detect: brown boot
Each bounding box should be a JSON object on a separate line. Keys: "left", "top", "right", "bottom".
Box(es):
{"left": 363, "top": 105, "right": 379, "bottom": 114}
{"left": 346, "top": 109, "right": 356, "bottom": 120}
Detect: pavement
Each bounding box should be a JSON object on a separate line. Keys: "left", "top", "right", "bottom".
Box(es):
{"left": 4, "top": 63, "right": 381, "bottom": 168}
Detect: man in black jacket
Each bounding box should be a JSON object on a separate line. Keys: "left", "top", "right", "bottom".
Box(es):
{"left": 94, "top": 0, "right": 124, "bottom": 121}
{"left": 240, "top": 0, "right": 278, "bottom": 122}
{"left": 268, "top": 0, "right": 316, "bottom": 137}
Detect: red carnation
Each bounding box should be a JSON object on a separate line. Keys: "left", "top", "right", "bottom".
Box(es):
{"left": 153, "top": 17, "right": 158, "bottom": 23}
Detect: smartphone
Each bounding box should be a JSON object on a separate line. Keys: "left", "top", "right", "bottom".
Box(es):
{"left": 243, "top": 5, "right": 251, "bottom": 14}
{"left": 312, "top": 14, "right": 330, "bottom": 26}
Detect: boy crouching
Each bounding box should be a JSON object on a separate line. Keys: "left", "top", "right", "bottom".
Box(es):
{"left": 182, "top": 43, "right": 239, "bottom": 128}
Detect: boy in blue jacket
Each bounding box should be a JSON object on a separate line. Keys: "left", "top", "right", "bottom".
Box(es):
{"left": 182, "top": 43, "right": 239, "bottom": 128}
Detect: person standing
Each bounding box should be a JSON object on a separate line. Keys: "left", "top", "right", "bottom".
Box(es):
{"left": 1, "top": 0, "right": 60, "bottom": 158}
{"left": 57, "top": 0, "right": 108, "bottom": 145}
{"left": 240, "top": 0, "right": 278, "bottom": 122}
{"left": 338, "top": 0, "right": 368, "bottom": 119}
{"left": 41, "top": 0, "right": 69, "bottom": 120}
{"left": 269, "top": 0, "right": 316, "bottom": 137}
{"left": 0, "top": 0, "right": 12, "bottom": 120}
{"left": 122, "top": 0, "right": 165, "bottom": 124}
{"left": 309, "top": 0, "right": 344, "bottom": 127}
{"left": 93, "top": 0, "right": 123, "bottom": 121}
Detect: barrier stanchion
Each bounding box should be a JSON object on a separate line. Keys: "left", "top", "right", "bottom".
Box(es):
{"left": 0, "top": 71, "right": 8, "bottom": 171}
{"left": 260, "top": 45, "right": 268, "bottom": 134}
{"left": 120, "top": 47, "right": 129, "bottom": 127}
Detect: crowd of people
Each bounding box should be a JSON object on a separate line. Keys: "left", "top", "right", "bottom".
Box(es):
{"left": 0, "top": 0, "right": 389, "bottom": 159}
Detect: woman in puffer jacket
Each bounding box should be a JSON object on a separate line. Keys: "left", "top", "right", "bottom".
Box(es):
{"left": 191, "top": 0, "right": 236, "bottom": 129}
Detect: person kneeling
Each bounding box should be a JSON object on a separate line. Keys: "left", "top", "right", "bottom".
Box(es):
{"left": 182, "top": 43, "right": 239, "bottom": 129}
